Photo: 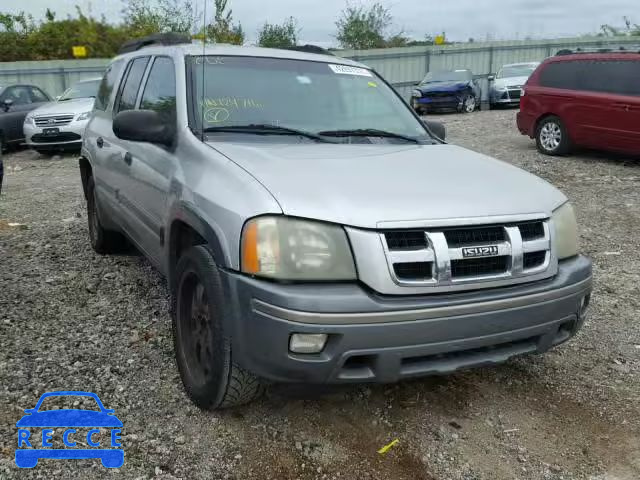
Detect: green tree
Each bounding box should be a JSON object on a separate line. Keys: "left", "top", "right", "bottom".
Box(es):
{"left": 257, "top": 17, "right": 298, "bottom": 48}
{"left": 335, "top": 2, "right": 390, "bottom": 49}
{"left": 123, "top": 0, "right": 197, "bottom": 36}
{"left": 206, "top": 0, "right": 244, "bottom": 45}
{"left": 600, "top": 16, "right": 640, "bottom": 36}
{"left": 0, "top": 11, "right": 36, "bottom": 61}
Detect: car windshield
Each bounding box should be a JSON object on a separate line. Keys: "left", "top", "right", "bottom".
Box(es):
{"left": 497, "top": 64, "right": 537, "bottom": 78}
{"left": 189, "top": 56, "right": 431, "bottom": 142}
{"left": 421, "top": 70, "right": 472, "bottom": 83}
{"left": 37, "top": 395, "right": 100, "bottom": 411}
{"left": 58, "top": 79, "right": 100, "bottom": 101}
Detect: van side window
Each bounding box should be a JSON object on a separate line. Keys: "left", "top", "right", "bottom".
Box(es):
{"left": 115, "top": 57, "right": 150, "bottom": 114}
{"left": 539, "top": 61, "right": 584, "bottom": 90}
{"left": 581, "top": 60, "right": 640, "bottom": 96}
{"left": 140, "top": 57, "right": 177, "bottom": 126}
{"left": 95, "top": 59, "right": 124, "bottom": 111}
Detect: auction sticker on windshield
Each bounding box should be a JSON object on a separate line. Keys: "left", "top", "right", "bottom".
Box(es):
{"left": 328, "top": 64, "right": 372, "bottom": 77}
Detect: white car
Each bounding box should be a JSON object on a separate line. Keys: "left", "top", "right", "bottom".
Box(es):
{"left": 24, "top": 78, "right": 101, "bottom": 154}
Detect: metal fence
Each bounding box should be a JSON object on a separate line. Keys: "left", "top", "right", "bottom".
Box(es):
{"left": 339, "top": 36, "right": 640, "bottom": 103}
{"left": 0, "top": 59, "right": 110, "bottom": 97}
{"left": 0, "top": 36, "right": 638, "bottom": 99}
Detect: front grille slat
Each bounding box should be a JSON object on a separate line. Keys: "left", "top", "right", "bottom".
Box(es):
{"left": 444, "top": 226, "right": 505, "bottom": 247}
{"left": 385, "top": 231, "right": 427, "bottom": 250}
{"left": 451, "top": 256, "right": 509, "bottom": 278}
{"left": 393, "top": 262, "right": 433, "bottom": 281}
{"left": 35, "top": 115, "right": 74, "bottom": 127}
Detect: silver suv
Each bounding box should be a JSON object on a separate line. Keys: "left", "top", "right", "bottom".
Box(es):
{"left": 80, "top": 37, "right": 592, "bottom": 409}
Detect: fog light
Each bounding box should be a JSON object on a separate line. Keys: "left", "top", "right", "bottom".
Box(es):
{"left": 579, "top": 294, "right": 591, "bottom": 320}
{"left": 289, "top": 333, "right": 328, "bottom": 354}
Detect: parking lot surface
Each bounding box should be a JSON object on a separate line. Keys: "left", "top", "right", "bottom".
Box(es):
{"left": 0, "top": 109, "right": 639, "bottom": 479}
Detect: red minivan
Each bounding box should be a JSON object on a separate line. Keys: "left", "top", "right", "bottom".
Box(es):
{"left": 517, "top": 52, "right": 640, "bottom": 156}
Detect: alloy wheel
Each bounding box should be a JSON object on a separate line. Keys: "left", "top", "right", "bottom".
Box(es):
{"left": 540, "top": 122, "right": 562, "bottom": 151}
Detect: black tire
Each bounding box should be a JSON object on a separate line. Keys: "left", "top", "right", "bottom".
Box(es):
{"left": 460, "top": 94, "right": 477, "bottom": 113}
{"left": 86, "top": 176, "right": 126, "bottom": 254}
{"left": 172, "top": 245, "right": 263, "bottom": 409}
{"left": 535, "top": 115, "right": 571, "bottom": 156}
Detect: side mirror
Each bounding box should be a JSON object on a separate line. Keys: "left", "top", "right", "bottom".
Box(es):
{"left": 487, "top": 75, "right": 495, "bottom": 82}
{"left": 113, "top": 110, "right": 173, "bottom": 146}
{"left": 423, "top": 120, "right": 446, "bottom": 141}
{"left": 3, "top": 98, "right": 13, "bottom": 111}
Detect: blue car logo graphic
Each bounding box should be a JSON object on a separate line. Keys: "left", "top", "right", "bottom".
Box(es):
{"left": 15, "top": 391, "right": 124, "bottom": 468}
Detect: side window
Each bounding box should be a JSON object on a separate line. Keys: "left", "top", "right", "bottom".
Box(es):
{"left": 29, "top": 87, "right": 49, "bottom": 103}
{"left": 539, "top": 61, "right": 585, "bottom": 90}
{"left": 95, "top": 60, "right": 124, "bottom": 111}
{"left": 140, "top": 57, "right": 177, "bottom": 125}
{"left": 4, "top": 86, "right": 32, "bottom": 105}
{"left": 582, "top": 60, "right": 640, "bottom": 96}
{"left": 115, "top": 57, "right": 150, "bottom": 114}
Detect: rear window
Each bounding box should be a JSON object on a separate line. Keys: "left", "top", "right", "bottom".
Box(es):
{"left": 540, "top": 59, "right": 640, "bottom": 96}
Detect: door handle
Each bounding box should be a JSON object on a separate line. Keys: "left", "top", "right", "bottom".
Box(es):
{"left": 613, "top": 103, "right": 631, "bottom": 112}
{"left": 123, "top": 152, "right": 132, "bottom": 166}
{"left": 96, "top": 137, "right": 104, "bottom": 148}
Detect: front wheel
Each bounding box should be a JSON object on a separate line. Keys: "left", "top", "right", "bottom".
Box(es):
{"left": 172, "top": 245, "right": 263, "bottom": 409}
{"left": 461, "top": 94, "right": 476, "bottom": 113}
{"left": 536, "top": 115, "right": 571, "bottom": 155}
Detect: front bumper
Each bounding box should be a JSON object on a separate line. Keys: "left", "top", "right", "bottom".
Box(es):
{"left": 24, "top": 120, "right": 88, "bottom": 147}
{"left": 222, "top": 256, "right": 592, "bottom": 384}
{"left": 412, "top": 95, "right": 464, "bottom": 111}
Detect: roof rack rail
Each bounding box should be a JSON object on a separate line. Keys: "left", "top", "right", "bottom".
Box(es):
{"left": 119, "top": 33, "right": 192, "bottom": 54}
{"left": 555, "top": 46, "right": 640, "bottom": 56}
{"left": 285, "top": 44, "right": 334, "bottom": 56}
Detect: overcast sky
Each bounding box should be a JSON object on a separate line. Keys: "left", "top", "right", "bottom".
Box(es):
{"left": 8, "top": 0, "right": 639, "bottom": 45}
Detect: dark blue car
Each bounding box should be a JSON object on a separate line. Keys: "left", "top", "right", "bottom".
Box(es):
{"left": 15, "top": 391, "right": 124, "bottom": 468}
{"left": 411, "top": 69, "right": 481, "bottom": 114}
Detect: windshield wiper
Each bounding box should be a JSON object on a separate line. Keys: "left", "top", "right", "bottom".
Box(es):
{"left": 317, "top": 128, "right": 421, "bottom": 144}
{"left": 202, "top": 124, "right": 333, "bottom": 143}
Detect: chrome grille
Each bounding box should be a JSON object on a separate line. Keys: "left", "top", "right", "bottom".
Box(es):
{"left": 382, "top": 220, "right": 552, "bottom": 286}
{"left": 34, "top": 114, "right": 74, "bottom": 127}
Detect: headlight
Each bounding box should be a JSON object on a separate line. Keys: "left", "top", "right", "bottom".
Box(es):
{"left": 552, "top": 202, "right": 579, "bottom": 259}
{"left": 412, "top": 90, "right": 422, "bottom": 98}
{"left": 241, "top": 216, "right": 357, "bottom": 280}
{"left": 76, "top": 111, "right": 91, "bottom": 121}
{"left": 24, "top": 115, "right": 34, "bottom": 125}
{"left": 493, "top": 85, "right": 507, "bottom": 91}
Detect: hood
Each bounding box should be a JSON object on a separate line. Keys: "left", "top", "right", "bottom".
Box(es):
{"left": 16, "top": 409, "right": 123, "bottom": 427}
{"left": 30, "top": 97, "right": 95, "bottom": 117}
{"left": 417, "top": 81, "right": 471, "bottom": 93}
{"left": 209, "top": 142, "right": 566, "bottom": 228}
{"left": 492, "top": 76, "right": 530, "bottom": 89}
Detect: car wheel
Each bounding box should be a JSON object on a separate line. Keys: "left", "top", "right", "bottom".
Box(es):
{"left": 461, "top": 94, "right": 476, "bottom": 113}
{"left": 86, "top": 176, "right": 126, "bottom": 254}
{"left": 173, "top": 245, "right": 264, "bottom": 409}
{"left": 536, "top": 116, "right": 571, "bottom": 155}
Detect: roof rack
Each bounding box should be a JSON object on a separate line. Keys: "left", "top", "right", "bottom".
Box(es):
{"left": 285, "top": 44, "right": 334, "bottom": 56}
{"left": 556, "top": 46, "right": 640, "bottom": 56}
{"left": 119, "top": 33, "right": 192, "bottom": 54}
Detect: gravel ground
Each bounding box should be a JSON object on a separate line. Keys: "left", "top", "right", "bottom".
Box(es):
{"left": 1, "top": 109, "right": 639, "bottom": 480}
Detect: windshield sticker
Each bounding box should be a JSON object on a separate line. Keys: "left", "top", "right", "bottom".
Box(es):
{"left": 328, "top": 64, "right": 372, "bottom": 77}
{"left": 367, "top": 81, "right": 378, "bottom": 88}
{"left": 194, "top": 56, "right": 225, "bottom": 65}
{"left": 201, "top": 97, "right": 264, "bottom": 109}
{"left": 296, "top": 75, "right": 312, "bottom": 84}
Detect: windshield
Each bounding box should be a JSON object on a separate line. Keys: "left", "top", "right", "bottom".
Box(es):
{"left": 497, "top": 64, "right": 538, "bottom": 78}
{"left": 189, "top": 56, "right": 430, "bottom": 142}
{"left": 59, "top": 79, "right": 100, "bottom": 101}
{"left": 421, "top": 70, "right": 472, "bottom": 84}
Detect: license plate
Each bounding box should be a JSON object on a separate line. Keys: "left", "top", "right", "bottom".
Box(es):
{"left": 42, "top": 127, "right": 59, "bottom": 135}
